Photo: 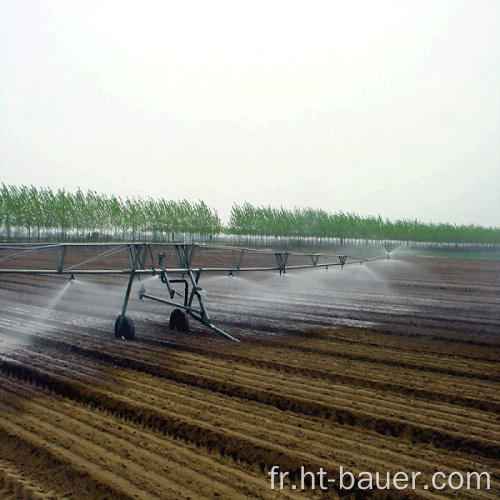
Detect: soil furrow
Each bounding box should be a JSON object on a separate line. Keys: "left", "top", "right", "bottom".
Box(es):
{"left": 2, "top": 356, "right": 498, "bottom": 462}
{"left": 25, "top": 331, "right": 500, "bottom": 413}
{"left": 0, "top": 422, "right": 136, "bottom": 499}
{"left": 33, "top": 341, "right": 496, "bottom": 443}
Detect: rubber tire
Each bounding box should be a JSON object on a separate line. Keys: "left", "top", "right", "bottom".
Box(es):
{"left": 114, "top": 315, "right": 135, "bottom": 340}
{"left": 169, "top": 309, "right": 190, "bottom": 333}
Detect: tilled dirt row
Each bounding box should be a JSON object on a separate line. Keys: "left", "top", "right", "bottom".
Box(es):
{"left": 3, "top": 316, "right": 498, "bottom": 414}
{"left": 1, "top": 338, "right": 498, "bottom": 499}
{"left": 1, "top": 331, "right": 498, "bottom": 499}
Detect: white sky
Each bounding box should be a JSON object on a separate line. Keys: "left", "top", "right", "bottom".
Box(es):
{"left": 1, "top": 0, "right": 499, "bottom": 227}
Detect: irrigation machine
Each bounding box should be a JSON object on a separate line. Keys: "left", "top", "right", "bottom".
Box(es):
{"left": 0, "top": 242, "right": 388, "bottom": 342}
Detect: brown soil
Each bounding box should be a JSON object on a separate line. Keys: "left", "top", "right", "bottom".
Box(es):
{"left": 0, "top": 250, "right": 499, "bottom": 499}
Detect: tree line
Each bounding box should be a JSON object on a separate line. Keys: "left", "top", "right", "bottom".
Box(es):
{"left": 228, "top": 203, "right": 500, "bottom": 245}
{"left": 0, "top": 185, "right": 222, "bottom": 241}
{"left": 1, "top": 184, "right": 499, "bottom": 245}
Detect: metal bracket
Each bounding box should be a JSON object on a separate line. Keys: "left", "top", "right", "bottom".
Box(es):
{"left": 310, "top": 254, "right": 320, "bottom": 266}
{"left": 174, "top": 244, "right": 196, "bottom": 269}
{"left": 275, "top": 252, "right": 289, "bottom": 275}
{"left": 128, "top": 244, "right": 149, "bottom": 270}
{"left": 232, "top": 249, "right": 244, "bottom": 271}
{"left": 55, "top": 245, "right": 67, "bottom": 272}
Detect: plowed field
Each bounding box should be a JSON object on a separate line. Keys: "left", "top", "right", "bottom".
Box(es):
{"left": 0, "top": 253, "right": 499, "bottom": 499}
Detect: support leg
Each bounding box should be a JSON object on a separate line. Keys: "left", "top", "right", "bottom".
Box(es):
{"left": 186, "top": 270, "right": 239, "bottom": 342}
{"left": 115, "top": 268, "right": 137, "bottom": 340}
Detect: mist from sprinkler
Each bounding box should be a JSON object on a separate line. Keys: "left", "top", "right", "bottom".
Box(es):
{"left": 47, "top": 280, "right": 73, "bottom": 311}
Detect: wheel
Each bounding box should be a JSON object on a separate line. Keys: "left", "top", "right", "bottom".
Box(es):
{"left": 169, "top": 309, "right": 190, "bottom": 333}
{"left": 114, "top": 315, "right": 135, "bottom": 340}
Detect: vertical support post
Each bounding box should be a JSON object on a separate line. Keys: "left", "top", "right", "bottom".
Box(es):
{"left": 120, "top": 268, "right": 136, "bottom": 319}
{"left": 119, "top": 244, "right": 145, "bottom": 323}
{"left": 140, "top": 244, "right": 149, "bottom": 269}
{"left": 160, "top": 269, "right": 176, "bottom": 299}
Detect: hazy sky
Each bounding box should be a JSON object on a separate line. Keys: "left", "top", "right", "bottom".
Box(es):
{"left": 1, "top": 0, "right": 499, "bottom": 227}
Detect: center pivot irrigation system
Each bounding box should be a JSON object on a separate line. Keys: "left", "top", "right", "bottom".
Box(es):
{"left": 0, "top": 242, "right": 388, "bottom": 342}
